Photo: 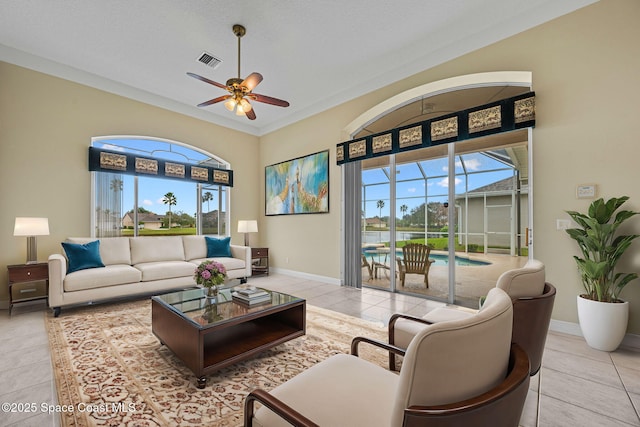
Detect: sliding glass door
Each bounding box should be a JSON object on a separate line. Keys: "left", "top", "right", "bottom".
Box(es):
{"left": 361, "top": 156, "right": 393, "bottom": 291}
{"left": 360, "top": 133, "right": 530, "bottom": 307}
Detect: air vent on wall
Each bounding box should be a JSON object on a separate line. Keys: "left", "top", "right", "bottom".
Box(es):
{"left": 197, "top": 52, "right": 222, "bottom": 69}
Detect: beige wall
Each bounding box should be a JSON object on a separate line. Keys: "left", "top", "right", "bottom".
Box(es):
{"left": 0, "top": 63, "right": 260, "bottom": 303}
{"left": 261, "top": 0, "right": 640, "bottom": 335}
{"left": 2, "top": 0, "right": 639, "bottom": 335}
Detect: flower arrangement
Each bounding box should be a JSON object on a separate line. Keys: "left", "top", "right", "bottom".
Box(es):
{"left": 194, "top": 260, "right": 227, "bottom": 289}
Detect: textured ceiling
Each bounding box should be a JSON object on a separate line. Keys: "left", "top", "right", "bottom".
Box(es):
{"left": 0, "top": 0, "right": 596, "bottom": 135}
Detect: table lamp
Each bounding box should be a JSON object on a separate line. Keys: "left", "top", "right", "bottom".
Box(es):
{"left": 237, "top": 220, "right": 258, "bottom": 246}
{"left": 14, "top": 217, "right": 49, "bottom": 264}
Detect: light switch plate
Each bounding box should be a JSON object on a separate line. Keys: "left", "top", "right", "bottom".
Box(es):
{"left": 576, "top": 184, "right": 596, "bottom": 199}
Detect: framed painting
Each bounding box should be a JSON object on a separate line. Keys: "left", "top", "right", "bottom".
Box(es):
{"left": 265, "top": 150, "right": 329, "bottom": 215}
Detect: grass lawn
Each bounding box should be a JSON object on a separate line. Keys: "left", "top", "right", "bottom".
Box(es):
{"left": 121, "top": 228, "right": 196, "bottom": 236}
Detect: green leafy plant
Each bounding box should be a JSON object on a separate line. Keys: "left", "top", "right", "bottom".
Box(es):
{"left": 565, "top": 196, "right": 639, "bottom": 302}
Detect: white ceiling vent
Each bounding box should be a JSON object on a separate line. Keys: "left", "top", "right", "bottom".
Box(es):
{"left": 197, "top": 52, "right": 222, "bottom": 69}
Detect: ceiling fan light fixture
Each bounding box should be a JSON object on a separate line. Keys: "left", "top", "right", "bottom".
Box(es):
{"left": 235, "top": 105, "right": 246, "bottom": 116}
{"left": 239, "top": 98, "right": 252, "bottom": 112}
{"left": 224, "top": 98, "right": 237, "bottom": 111}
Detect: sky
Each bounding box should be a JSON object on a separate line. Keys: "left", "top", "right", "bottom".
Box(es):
{"left": 121, "top": 175, "right": 204, "bottom": 218}
{"left": 362, "top": 153, "right": 515, "bottom": 219}
{"left": 96, "top": 138, "right": 224, "bottom": 218}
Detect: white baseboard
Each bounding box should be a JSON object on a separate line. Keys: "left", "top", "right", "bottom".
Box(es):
{"left": 268, "top": 268, "right": 341, "bottom": 286}
{"left": 550, "top": 319, "right": 640, "bottom": 350}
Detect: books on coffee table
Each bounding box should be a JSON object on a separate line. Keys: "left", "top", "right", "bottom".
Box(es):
{"left": 232, "top": 288, "right": 272, "bottom": 306}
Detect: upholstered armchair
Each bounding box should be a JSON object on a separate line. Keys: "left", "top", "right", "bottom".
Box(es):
{"left": 389, "top": 259, "right": 555, "bottom": 376}
{"left": 244, "top": 288, "right": 530, "bottom": 427}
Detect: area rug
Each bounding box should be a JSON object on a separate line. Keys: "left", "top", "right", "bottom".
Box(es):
{"left": 46, "top": 299, "right": 389, "bottom": 426}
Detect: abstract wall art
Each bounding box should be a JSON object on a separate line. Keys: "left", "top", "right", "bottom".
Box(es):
{"left": 265, "top": 150, "right": 329, "bottom": 215}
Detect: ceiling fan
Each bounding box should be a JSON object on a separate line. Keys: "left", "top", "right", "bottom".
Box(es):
{"left": 187, "top": 24, "right": 289, "bottom": 120}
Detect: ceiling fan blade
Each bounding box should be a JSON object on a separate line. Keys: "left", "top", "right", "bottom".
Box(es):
{"left": 245, "top": 108, "right": 257, "bottom": 120}
{"left": 252, "top": 93, "right": 290, "bottom": 107}
{"left": 242, "top": 72, "right": 263, "bottom": 91}
{"left": 187, "top": 72, "right": 228, "bottom": 90}
{"left": 197, "top": 95, "right": 230, "bottom": 107}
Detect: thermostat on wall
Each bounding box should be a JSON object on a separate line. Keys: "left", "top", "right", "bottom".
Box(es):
{"left": 576, "top": 184, "right": 596, "bottom": 199}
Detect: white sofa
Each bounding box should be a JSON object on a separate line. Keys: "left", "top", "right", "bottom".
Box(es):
{"left": 48, "top": 235, "right": 252, "bottom": 317}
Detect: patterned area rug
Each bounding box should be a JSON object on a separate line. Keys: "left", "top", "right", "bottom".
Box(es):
{"left": 46, "top": 299, "right": 389, "bottom": 426}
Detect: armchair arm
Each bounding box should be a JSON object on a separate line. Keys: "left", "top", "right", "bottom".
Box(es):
{"left": 388, "top": 313, "right": 433, "bottom": 337}
{"left": 387, "top": 313, "right": 434, "bottom": 371}
{"left": 350, "top": 336, "right": 406, "bottom": 358}
{"left": 244, "top": 388, "right": 319, "bottom": 427}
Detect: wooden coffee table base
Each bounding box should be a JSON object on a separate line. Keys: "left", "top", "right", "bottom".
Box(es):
{"left": 152, "top": 298, "right": 305, "bottom": 388}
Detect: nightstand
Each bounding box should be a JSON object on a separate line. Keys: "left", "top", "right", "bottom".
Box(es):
{"left": 251, "top": 247, "right": 269, "bottom": 276}
{"left": 7, "top": 262, "right": 49, "bottom": 314}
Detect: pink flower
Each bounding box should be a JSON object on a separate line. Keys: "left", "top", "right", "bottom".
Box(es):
{"left": 201, "top": 270, "right": 211, "bottom": 280}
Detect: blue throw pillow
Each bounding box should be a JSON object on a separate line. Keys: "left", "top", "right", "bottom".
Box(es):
{"left": 205, "top": 236, "right": 232, "bottom": 258}
{"left": 62, "top": 240, "right": 105, "bottom": 273}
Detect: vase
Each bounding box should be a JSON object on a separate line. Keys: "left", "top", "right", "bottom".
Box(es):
{"left": 207, "top": 285, "right": 218, "bottom": 296}
{"left": 577, "top": 295, "right": 629, "bottom": 351}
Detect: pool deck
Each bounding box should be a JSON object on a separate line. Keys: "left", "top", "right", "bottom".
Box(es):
{"left": 364, "top": 252, "right": 528, "bottom": 308}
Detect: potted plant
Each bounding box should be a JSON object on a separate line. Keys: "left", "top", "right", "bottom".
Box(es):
{"left": 565, "top": 196, "right": 639, "bottom": 351}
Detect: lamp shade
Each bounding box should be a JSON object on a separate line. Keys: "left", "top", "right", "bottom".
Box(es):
{"left": 237, "top": 220, "right": 258, "bottom": 233}
{"left": 14, "top": 217, "right": 50, "bottom": 236}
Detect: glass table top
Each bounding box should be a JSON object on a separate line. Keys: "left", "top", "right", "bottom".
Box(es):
{"left": 152, "top": 287, "right": 304, "bottom": 328}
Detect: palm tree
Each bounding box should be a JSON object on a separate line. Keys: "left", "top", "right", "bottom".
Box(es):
{"left": 202, "top": 191, "right": 213, "bottom": 212}
{"left": 400, "top": 204, "right": 408, "bottom": 240}
{"left": 162, "top": 192, "right": 177, "bottom": 229}
{"left": 376, "top": 200, "right": 385, "bottom": 227}
{"left": 376, "top": 199, "right": 385, "bottom": 241}
{"left": 109, "top": 178, "right": 123, "bottom": 233}
{"left": 400, "top": 204, "right": 408, "bottom": 226}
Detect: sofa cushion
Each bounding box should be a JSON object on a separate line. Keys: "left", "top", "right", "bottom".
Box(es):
{"left": 182, "top": 235, "right": 207, "bottom": 261}
{"left": 130, "top": 236, "right": 185, "bottom": 265}
{"left": 189, "top": 257, "right": 246, "bottom": 271}
{"left": 135, "top": 261, "right": 196, "bottom": 282}
{"left": 63, "top": 264, "right": 142, "bottom": 292}
{"left": 62, "top": 240, "right": 105, "bottom": 273}
{"left": 205, "top": 236, "right": 232, "bottom": 258}
{"left": 66, "top": 237, "right": 131, "bottom": 266}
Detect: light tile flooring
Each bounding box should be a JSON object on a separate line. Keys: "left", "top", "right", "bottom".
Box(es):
{"left": 1, "top": 273, "right": 639, "bottom": 426}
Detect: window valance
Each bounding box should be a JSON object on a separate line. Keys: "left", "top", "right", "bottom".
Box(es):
{"left": 336, "top": 92, "right": 535, "bottom": 165}
{"left": 88, "top": 147, "right": 233, "bottom": 187}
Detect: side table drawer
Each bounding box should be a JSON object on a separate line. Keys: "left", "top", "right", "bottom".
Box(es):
{"left": 11, "top": 281, "right": 48, "bottom": 302}
{"left": 252, "top": 248, "right": 268, "bottom": 257}
{"left": 8, "top": 264, "right": 49, "bottom": 282}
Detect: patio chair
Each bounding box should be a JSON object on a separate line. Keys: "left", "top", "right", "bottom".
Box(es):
{"left": 362, "top": 254, "right": 374, "bottom": 281}
{"left": 396, "top": 243, "right": 434, "bottom": 288}
{"left": 244, "top": 288, "right": 530, "bottom": 427}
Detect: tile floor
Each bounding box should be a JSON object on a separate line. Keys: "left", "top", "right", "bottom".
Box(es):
{"left": 1, "top": 273, "right": 638, "bottom": 426}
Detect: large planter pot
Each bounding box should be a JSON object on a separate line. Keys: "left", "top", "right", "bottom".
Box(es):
{"left": 577, "top": 295, "right": 629, "bottom": 351}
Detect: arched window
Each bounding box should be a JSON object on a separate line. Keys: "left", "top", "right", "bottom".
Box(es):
{"left": 90, "top": 136, "right": 231, "bottom": 238}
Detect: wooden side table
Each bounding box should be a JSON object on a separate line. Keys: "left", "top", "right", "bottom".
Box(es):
{"left": 251, "top": 247, "right": 269, "bottom": 276}
{"left": 7, "top": 263, "right": 49, "bottom": 314}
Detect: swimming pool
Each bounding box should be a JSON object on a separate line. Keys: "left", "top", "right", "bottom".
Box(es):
{"left": 362, "top": 248, "right": 491, "bottom": 267}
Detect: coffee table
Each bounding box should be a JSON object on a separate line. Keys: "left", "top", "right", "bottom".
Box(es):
{"left": 151, "top": 287, "right": 305, "bottom": 388}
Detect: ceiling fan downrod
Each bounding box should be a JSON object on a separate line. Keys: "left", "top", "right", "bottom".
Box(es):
{"left": 233, "top": 24, "right": 245, "bottom": 80}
